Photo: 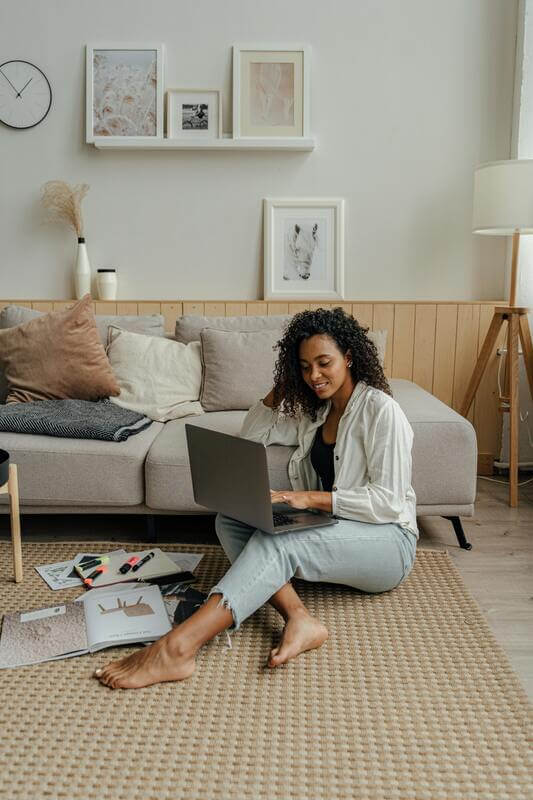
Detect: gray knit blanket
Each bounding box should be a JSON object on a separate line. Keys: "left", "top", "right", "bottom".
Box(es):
{"left": 0, "top": 399, "right": 152, "bottom": 442}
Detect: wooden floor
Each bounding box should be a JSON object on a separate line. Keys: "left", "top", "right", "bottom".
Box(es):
{"left": 1, "top": 472, "right": 532, "bottom": 699}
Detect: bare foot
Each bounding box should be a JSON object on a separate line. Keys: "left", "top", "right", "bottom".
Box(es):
{"left": 94, "top": 630, "right": 196, "bottom": 689}
{"left": 268, "top": 608, "right": 328, "bottom": 668}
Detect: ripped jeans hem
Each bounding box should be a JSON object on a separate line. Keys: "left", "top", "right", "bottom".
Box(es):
{"left": 207, "top": 586, "right": 240, "bottom": 634}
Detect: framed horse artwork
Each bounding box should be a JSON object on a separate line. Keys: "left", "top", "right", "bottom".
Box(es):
{"left": 263, "top": 197, "right": 345, "bottom": 301}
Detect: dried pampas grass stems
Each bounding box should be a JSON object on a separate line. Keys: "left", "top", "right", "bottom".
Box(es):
{"left": 40, "top": 180, "right": 90, "bottom": 238}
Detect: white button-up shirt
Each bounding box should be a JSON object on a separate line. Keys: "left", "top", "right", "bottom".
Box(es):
{"left": 240, "top": 380, "right": 418, "bottom": 538}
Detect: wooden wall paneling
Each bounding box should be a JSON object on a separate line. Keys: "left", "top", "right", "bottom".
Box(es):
{"left": 372, "top": 304, "right": 394, "bottom": 375}
{"left": 288, "top": 303, "right": 310, "bottom": 314}
{"left": 52, "top": 302, "right": 73, "bottom": 311}
{"left": 247, "top": 303, "right": 267, "bottom": 315}
{"left": 116, "top": 303, "right": 138, "bottom": 315}
{"left": 268, "top": 303, "right": 289, "bottom": 315}
{"left": 182, "top": 302, "right": 205, "bottom": 315}
{"left": 309, "top": 303, "right": 332, "bottom": 311}
{"left": 225, "top": 303, "right": 247, "bottom": 316}
{"left": 204, "top": 302, "right": 226, "bottom": 316}
{"left": 452, "top": 304, "right": 481, "bottom": 425}
{"left": 351, "top": 304, "right": 373, "bottom": 329}
{"left": 137, "top": 302, "right": 161, "bottom": 315}
{"left": 433, "top": 304, "right": 458, "bottom": 406}
{"left": 31, "top": 302, "right": 54, "bottom": 313}
{"left": 336, "top": 303, "right": 354, "bottom": 315}
{"left": 412, "top": 304, "right": 437, "bottom": 393}
{"left": 392, "top": 303, "right": 415, "bottom": 380}
{"left": 474, "top": 304, "right": 507, "bottom": 473}
{"left": 161, "top": 302, "right": 181, "bottom": 333}
{"left": 95, "top": 302, "right": 117, "bottom": 315}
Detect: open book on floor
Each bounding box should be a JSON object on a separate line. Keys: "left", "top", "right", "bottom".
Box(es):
{"left": 0, "top": 583, "right": 171, "bottom": 669}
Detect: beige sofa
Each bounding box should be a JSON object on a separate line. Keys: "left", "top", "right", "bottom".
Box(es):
{"left": 0, "top": 310, "right": 478, "bottom": 550}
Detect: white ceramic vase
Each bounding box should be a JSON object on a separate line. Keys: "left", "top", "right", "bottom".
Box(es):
{"left": 74, "top": 237, "right": 91, "bottom": 299}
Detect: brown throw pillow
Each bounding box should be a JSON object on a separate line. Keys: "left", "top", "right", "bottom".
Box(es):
{"left": 0, "top": 295, "right": 120, "bottom": 403}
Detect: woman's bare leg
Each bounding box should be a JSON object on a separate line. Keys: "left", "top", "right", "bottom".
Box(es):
{"left": 95, "top": 594, "right": 233, "bottom": 690}
{"left": 266, "top": 581, "right": 328, "bottom": 667}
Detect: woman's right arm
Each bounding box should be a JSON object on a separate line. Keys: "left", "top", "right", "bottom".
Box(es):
{"left": 240, "top": 387, "right": 299, "bottom": 446}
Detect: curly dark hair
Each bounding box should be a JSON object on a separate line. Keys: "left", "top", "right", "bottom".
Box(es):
{"left": 272, "top": 307, "right": 392, "bottom": 420}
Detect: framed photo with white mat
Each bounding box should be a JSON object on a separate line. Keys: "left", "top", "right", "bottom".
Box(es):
{"left": 166, "top": 89, "right": 222, "bottom": 139}
{"left": 264, "top": 197, "right": 345, "bottom": 301}
{"left": 232, "top": 43, "right": 310, "bottom": 139}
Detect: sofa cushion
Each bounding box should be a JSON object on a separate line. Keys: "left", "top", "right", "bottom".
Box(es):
{"left": 0, "top": 304, "right": 165, "bottom": 402}
{"left": 0, "top": 295, "right": 120, "bottom": 404}
{"left": 0, "top": 421, "right": 163, "bottom": 506}
{"left": 175, "top": 314, "right": 291, "bottom": 344}
{"left": 107, "top": 326, "right": 204, "bottom": 422}
{"left": 145, "top": 411, "right": 296, "bottom": 511}
{"left": 390, "top": 379, "right": 477, "bottom": 505}
{"left": 146, "top": 378, "right": 477, "bottom": 512}
{"left": 200, "top": 328, "right": 281, "bottom": 411}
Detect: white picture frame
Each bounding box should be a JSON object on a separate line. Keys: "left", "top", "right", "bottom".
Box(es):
{"left": 264, "top": 198, "right": 345, "bottom": 301}
{"left": 85, "top": 43, "right": 164, "bottom": 143}
{"left": 233, "top": 43, "right": 311, "bottom": 139}
{"left": 166, "top": 89, "right": 222, "bottom": 139}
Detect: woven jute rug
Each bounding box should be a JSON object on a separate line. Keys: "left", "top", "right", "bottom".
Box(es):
{"left": 0, "top": 541, "right": 531, "bottom": 800}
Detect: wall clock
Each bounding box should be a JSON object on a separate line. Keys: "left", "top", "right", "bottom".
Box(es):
{"left": 0, "top": 60, "right": 52, "bottom": 129}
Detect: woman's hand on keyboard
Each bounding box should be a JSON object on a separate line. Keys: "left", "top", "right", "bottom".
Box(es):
{"left": 270, "top": 490, "right": 311, "bottom": 510}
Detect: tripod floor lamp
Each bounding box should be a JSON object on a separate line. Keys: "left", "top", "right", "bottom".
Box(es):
{"left": 461, "top": 159, "right": 533, "bottom": 507}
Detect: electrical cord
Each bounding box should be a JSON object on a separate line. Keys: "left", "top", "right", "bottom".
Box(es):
{"left": 477, "top": 474, "right": 533, "bottom": 486}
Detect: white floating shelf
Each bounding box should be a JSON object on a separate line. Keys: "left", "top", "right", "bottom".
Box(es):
{"left": 92, "top": 136, "right": 316, "bottom": 152}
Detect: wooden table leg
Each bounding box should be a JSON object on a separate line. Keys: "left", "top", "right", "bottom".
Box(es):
{"left": 8, "top": 464, "right": 23, "bottom": 583}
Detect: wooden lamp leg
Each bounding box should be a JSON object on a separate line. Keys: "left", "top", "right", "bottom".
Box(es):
{"left": 518, "top": 314, "right": 533, "bottom": 400}
{"left": 8, "top": 464, "right": 23, "bottom": 583}
{"left": 508, "top": 314, "right": 520, "bottom": 507}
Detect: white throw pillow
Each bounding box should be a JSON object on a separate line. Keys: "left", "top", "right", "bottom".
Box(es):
{"left": 106, "top": 326, "right": 204, "bottom": 422}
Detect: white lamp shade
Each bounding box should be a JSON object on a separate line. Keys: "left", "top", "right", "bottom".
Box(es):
{"left": 472, "top": 159, "right": 533, "bottom": 235}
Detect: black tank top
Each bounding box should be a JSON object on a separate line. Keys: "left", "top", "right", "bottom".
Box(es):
{"left": 310, "top": 424, "right": 336, "bottom": 492}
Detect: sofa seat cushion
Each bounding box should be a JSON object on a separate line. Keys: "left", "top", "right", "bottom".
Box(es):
{"left": 147, "top": 379, "right": 477, "bottom": 513}
{"left": 0, "top": 422, "right": 163, "bottom": 506}
{"left": 390, "top": 379, "right": 477, "bottom": 506}
{"left": 146, "top": 412, "right": 295, "bottom": 511}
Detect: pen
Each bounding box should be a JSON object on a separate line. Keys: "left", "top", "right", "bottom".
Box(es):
{"left": 83, "top": 565, "right": 108, "bottom": 586}
{"left": 131, "top": 551, "right": 155, "bottom": 572}
{"left": 79, "top": 556, "right": 109, "bottom": 571}
{"left": 119, "top": 557, "right": 140, "bottom": 574}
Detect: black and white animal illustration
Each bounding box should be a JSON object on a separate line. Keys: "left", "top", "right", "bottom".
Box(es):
{"left": 284, "top": 223, "right": 319, "bottom": 280}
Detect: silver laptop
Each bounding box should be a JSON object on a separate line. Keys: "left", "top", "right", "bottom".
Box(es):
{"left": 185, "top": 425, "right": 338, "bottom": 535}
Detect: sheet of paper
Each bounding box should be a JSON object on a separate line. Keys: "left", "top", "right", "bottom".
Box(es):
{"left": 165, "top": 552, "right": 203, "bottom": 573}
{"left": 0, "top": 602, "right": 88, "bottom": 668}
{"left": 35, "top": 555, "right": 101, "bottom": 590}
{"left": 81, "top": 583, "right": 171, "bottom": 650}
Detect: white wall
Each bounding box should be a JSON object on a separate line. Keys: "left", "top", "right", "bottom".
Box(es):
{"left": 0, "top": 0, "right": 518, "bottom": 301}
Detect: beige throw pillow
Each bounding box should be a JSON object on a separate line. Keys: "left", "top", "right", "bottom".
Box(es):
{"left": 0, "top": 295, "right": 120, "bottom": 403}
{"left": 200, "top": 328, "right": 282, "bottom": 412}
{"left": 107, "top": 326, "right": 203, "bottom": 422}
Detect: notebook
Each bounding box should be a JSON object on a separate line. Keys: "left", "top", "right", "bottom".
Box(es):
{"left": 0, "top": 583, "right": 171, "bottom": 669}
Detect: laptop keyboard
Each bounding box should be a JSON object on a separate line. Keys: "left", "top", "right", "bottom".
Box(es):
{"left": 273, "top": 512, "right": 296, "bottom": 527}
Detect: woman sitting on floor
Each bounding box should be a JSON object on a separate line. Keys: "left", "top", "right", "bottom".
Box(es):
{"left": 95, "top": 307, "right": 418, "bottom": 689}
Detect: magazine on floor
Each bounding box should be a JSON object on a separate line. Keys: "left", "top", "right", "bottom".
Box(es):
{"left": 0, "top": 583, "right": 171, "bottom": 669}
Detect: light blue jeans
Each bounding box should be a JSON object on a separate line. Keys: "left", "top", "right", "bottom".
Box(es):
{"left": 208, "top": 513, "right": 418, "bottom": 631}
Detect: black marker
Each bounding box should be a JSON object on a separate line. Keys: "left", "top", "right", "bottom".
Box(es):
{"left": 131, "top": 551, "right": 155, "bottom": 572}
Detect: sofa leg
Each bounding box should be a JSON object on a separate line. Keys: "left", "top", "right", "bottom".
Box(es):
{"left": 442, "top": 516, "right": 472, "bottom": 550}
{"left": 145, "top": 514, "right": 157, "bottom": 543}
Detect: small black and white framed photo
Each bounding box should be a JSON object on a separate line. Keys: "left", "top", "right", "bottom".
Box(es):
{"left": 264, "top": 198, "right": 345, "bottom": 300}
{"left": 85, "top": 43, "right": 164, "bottom": 143}
{"left": 166, "top": 89, "right": 222, "bottom": 139}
